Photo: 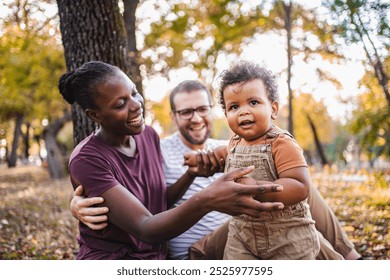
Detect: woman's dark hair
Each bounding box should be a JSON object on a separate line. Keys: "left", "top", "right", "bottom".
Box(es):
{"left": 58, "top": 61, "right": 119, "bottom": 110}
{"left": 169, "top": 80, "right": 212, "bottom": 111}
{"left": 218, "top": 60, "right": 278, "bottom": 111}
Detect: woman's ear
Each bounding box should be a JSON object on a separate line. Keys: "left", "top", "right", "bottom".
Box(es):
{"left": 85, "top": 109, "right": 101, "bottom": 124}
{"left": 271, "top": 101, "right": 279, "bottom": 120}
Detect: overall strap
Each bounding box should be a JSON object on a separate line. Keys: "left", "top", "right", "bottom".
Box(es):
{"left": 264, "top": 125, "right": 294, "bottom": 143}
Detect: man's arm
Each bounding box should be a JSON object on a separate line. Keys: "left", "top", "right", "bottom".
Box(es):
{"left": 70, "top": 167, "right": 285, "bottom": 233}
{"left": 69, "top": 185, "right": 109, "bottom": 230}
{"left": 77, "top": 167, "right": 284, "bottom": 244}
{"left": 167, "top": 148, "right": 225, "bottom": 207}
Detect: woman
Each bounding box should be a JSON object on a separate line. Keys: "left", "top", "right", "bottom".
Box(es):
{"left": 59, "top": 61, "right": 284, "bottom": 259}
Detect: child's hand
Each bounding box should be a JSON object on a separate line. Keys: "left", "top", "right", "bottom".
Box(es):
{"left": 183, "top": 151, "right": 199, "bottom": 167}
{"left": 183, "top": 149, "right": 225, "bottom": 177}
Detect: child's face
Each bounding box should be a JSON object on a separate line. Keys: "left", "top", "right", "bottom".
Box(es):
{"left": 223, "top": 79, "right": 278, "bottom": 142}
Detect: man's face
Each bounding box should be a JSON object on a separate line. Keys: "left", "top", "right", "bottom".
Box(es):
{"left": 171, "top": 90, "right": 213, "bottom": 149}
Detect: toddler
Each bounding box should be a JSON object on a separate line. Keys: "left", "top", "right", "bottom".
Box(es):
{"left": 185, "top": 61, "right": 319, "bottom": 259}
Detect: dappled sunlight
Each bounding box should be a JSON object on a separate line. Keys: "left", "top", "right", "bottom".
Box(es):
{"left": 311, "top": 167, "right": 390, "bottom": 260}
{"left": 0, "top": 165, "right": 78, "bottom": 260}
{"left": 0, "top": 165, "right": 388, "bottom": 259}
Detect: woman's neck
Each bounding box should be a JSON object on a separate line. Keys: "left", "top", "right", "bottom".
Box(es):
{"left": 96, "top": 129, "right": 137, "bottom": 157}
{"left": 96, "top": 129, "right": 130, "bottom": 147}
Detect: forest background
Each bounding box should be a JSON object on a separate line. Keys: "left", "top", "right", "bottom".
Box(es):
{"left": 0, "top": 0, "right": 389, "bottom": 260}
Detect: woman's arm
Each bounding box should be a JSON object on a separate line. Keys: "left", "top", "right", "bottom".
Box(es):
{"left": 102, "top": 166, "right": 284, "bottom": 245}
{"left": 69, "top": 148, "right": 225, "bottom": 228}
{"left": 167, "top": 148, "right": 226, "bottom": 207}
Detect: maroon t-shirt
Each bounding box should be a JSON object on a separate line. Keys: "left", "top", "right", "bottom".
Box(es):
{"left": 69, "top": 126, "right": 168, "bottom": 259}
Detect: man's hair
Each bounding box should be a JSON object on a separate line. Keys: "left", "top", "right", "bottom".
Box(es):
{"left": 218, "top": 60, "right": 278, "bottom": 111}
{"left": 169, "top": 80, "right": 213, "bottom": 111}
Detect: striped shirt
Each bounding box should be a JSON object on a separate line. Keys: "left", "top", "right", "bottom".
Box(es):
{"left": 160, "top": 132, "right": 230, "bottom": 260}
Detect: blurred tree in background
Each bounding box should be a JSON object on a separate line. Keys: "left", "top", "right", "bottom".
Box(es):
{"left": 322, "top": 0, "right": 389, "bottom": 163}
{"left": 0, "top": 0, "right": 388, "bottom": 175}
{"left": 0, "top": 0, "right": 66, "bottom": 175}
{"left": 348, "top": 57, "right": 390, "bottom": 164}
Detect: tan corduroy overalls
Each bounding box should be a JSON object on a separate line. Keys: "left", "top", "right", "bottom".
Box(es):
{"left": 223, "top": 126, "right": 320, "bottom": 260}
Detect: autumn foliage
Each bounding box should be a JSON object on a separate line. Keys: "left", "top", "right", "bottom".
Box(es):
{"left": 0, "top": 165, "right": 388, "bottom": 260}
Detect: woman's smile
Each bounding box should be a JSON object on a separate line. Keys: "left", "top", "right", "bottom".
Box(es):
{"left": 127, "top": 114, "right": 144, "bottom": 126}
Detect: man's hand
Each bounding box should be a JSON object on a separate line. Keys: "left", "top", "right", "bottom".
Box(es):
{"left": 70, "top": 185, "right": 109, "bottom": 230}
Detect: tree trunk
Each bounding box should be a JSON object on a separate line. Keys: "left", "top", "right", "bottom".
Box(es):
{"left": 43, "top": 111, "right": 72, "bottom": 179}
{"left": 34, "top": 134, "right": 43, "bottom": 161}
{"left": 57, "top": 0, "right": 130, "bottom": 145}
{"left": 22, "top": 122, "right": 31, "bottom": 161}
{"left": 283, "top": 1, "right": 294, "bottom": 136}
{"left": 123, "top": 0, "right": 143, "bottom": 98}
{"left": 306, "top": 113, "right": 329, "bottom": 166}
{"left": 7, "top": 113, "right": 24, "bottom": 168}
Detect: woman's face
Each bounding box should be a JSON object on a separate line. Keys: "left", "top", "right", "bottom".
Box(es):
{"left": 93, "top": 70, "right": 145, "bottom": 136}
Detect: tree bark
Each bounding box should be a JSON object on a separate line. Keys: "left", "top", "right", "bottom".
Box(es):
{"left": 22, "top": 122, "right": 31, "bottom": 161}
{"left": 7, "top": 113, "right": 24, "bottom": 168}
{"left": 123, "top": 0, "right": 143, "bottom": 98}
{"left": 57, "top": 0, "right": 130, "bottom": 145}
{"left": 283, "top": 1, "right": 294, "bottom": 136}
{"left": 43, "top": 111, "right": 72, "bottom": 179}
{"left": 306, "top": 113, "right": 328, "bottom": 166}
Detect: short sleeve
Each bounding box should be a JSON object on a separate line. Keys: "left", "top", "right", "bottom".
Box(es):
{"left": 272, "top": 134, "right": 307, "bottom": 174}
{"left": 69, "top": 155, "right": 119, "bottom": 198}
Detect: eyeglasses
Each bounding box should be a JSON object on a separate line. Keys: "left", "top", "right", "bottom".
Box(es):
{"left": 173, "top": 105, "right": 212, "bottom": 120}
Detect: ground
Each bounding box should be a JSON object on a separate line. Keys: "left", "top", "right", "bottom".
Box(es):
{"left": 0, "top": 165, "right": 78, "bottom": 259}
{"left": 0, "top": 164, "right": 389, "bottom": 259}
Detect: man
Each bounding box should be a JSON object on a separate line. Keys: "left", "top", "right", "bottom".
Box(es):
{"left": 70, "top": 80, "right": 361, "bottom": 260}
{"left": 160, "top": 80, "right": 230, "bottom": 259}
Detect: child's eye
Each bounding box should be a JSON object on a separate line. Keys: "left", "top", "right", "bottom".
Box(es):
{"left": 229, "top": 104, "right": 238, "bottom": 110}
{"left": 250, "top": 100, "right": 259, "bottom": 105}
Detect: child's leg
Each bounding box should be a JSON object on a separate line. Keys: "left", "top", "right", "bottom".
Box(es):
{"left": 266, "top": 215, "right": 320, "bottom": 259}
{"left": 308, "top": 185, "right": 360, "bottom": 259}
{"left": 223, "top": 219, "right": 259, "bottom": 260}
{"left": 189, "top": 220, "right": 229, "bottom": 260}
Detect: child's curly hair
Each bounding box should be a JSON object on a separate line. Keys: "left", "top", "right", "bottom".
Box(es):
{"left": 218, "top": 60, "right": 279, "bottom": 111}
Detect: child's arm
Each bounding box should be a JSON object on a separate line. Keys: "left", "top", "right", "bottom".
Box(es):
{"left": 254, "top": 167, "right": 310, "bottom": 206}
{"left": 183, "top": 145, "right": 227, "bottom": 171}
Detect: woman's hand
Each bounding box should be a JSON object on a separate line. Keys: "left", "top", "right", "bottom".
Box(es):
{"left": 69, "top": 167, "right": 284, "bottom": 244}
{"left": 199, "top": 166, "right": 284, "bottom": 217}
{"left": 70, "top": 185, "right": 109, "bottom": 230}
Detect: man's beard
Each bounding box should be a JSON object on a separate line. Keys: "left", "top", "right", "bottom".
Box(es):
{"left": 180, "top": 127, "right": 211, "bottom": 145}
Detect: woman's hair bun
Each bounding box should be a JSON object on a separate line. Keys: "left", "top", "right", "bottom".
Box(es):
{"left": 58, "top": 71, "right": 76, "bottom": 104}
